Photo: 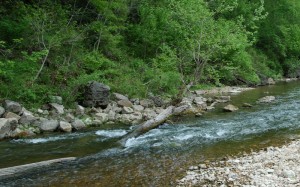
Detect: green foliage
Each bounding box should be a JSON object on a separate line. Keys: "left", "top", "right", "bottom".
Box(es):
{"left": 0, "top": 0, "right": 300, "bottom": 107}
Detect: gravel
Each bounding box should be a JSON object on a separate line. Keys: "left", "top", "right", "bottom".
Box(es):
{"left": 177, "top": 140, "right": 300, "bottom": 187}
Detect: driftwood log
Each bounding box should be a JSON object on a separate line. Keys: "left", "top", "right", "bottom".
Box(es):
{"left": 119, "top": 106, "right": 175, "bottom": 146}
{"left": 0, "top": 157, "right": 76, "bottom": 178}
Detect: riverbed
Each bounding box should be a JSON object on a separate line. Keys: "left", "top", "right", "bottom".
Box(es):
{"left": 1, "top": 80, "right": 300, "bottom": 186}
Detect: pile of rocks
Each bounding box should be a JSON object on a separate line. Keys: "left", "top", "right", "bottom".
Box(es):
{"left": 177, "top": 140, "right": 300, "bottom": 187}
{"left": 0, "top": 81, "right": 256, "bottom": 140}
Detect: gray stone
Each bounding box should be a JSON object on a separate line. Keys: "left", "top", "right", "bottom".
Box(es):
{"left": 0, "top": 106, "right": 5, "bottom": 117}
{"left": 0, "top": 118, "right": 11, "bottom": 139}
{"left": 71, "top": 119, "right": 86, "bottom": 130}
{"left": 122, "top": 107, "right": 134, "bottom": 114}
{"left": 3, "top": 100, "right": 22, "bottom": 114}
{"left": 143, "top": 108, "right": 157, "bottom": 120}
{"left": 4, "top": 112, "right": 21, "bottom": 120}
{"left": 282, "top": 170, "right": 296, "bottom": 178}
{"left": 37, "top": 109, "right": 44, "bottom": 114}
{"left": 59, "top": 121, "right": 72, "bottom": 132}
{"left": 117, "top": 100, "right": 133, "bottom": 108}
{"left": 140, "top": 99, "right": 155, "bottom": 108}
{"left": 258, "top": 96, "right": 275, "bottom": 103}
{"left": 64, "top": 113, "right": 75, "bottom": 122}
{"left": 223, "top": 104, "right": 239, "bottom": 112}
{"left": 49, "top": 95, "right": 63, "bottom": 105}
{"left": 94, "top": 113, "right": 108, "bottom": 123}
{"left": 82, "top": 81, "right": 110, "bottom": 108}
{"left": 133, "top": 105, "right": 144, "bottom": 112}
{"left": 40, "top": 120, "right": 59, "bottom": 132}
{"left": 19, "top": 115, "right": 37, "bottom": 125}
{"left": 76, "top": 105, "right": 85, "bottom": 115}
{"left": 193, "top": 97, "right": 207, "bottom": 109}
{"left": 49, "top": 103, "right": 64, "bottom": 114}
{"left": 112, "top": 93, "right": 129, "bottom": 101}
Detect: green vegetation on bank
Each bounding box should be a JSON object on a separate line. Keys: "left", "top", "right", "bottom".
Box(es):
{"left": 0, "top": 0, "right": 300, "bottom": 107}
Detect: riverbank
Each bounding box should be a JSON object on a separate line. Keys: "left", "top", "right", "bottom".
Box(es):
{"left": 177, "top": 138, "right": 300, "bottom": 186}
{"left": 0, "top": 78, "right": 297, "bottom": 140}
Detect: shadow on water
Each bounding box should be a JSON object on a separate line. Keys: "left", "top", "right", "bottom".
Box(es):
{"left": 1, "top": 81, "right": 300, "bottom": 187}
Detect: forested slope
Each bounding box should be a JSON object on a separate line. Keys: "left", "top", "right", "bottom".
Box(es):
{"left": 0, "top": 0, "right": 299, "bottom": 107}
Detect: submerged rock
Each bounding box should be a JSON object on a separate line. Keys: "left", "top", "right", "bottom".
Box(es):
{"left": 223, "top": 104, "right": 239, "bottom": 112}
{"left": 258, "top": 96, "right": 275, "bottom": 103}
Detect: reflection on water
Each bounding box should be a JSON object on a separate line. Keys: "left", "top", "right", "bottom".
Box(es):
{"left": 1, "top": 81, "right": 300, "bottom": 187}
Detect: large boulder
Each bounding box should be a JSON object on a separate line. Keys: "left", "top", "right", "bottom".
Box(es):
{"left": 0, "top": 118, "right": 11, "bottom": 139}
{"left": 94, "top": 113, "right": 108, "bottom": 123}
{"left": 223, "top": 104, "right": 239, "bottom": 112}
{"left": 81, "top": 81, "right": 110, "bottom": 108}
{"left": 59, "top": 121, "right": 72, "bottom": 132}
{"left": 3, "top": 100, "right": 22, "bottom": 114}
{"left": 40, "top": 120, "right": 59, "bottom": 132}
{"left": 149, "top": 95, "right": 164, "bottom": 107}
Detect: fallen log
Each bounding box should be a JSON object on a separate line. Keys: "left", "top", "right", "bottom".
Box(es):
{"left": 119, "top": 106, "right": 175, "bottom": 146}
{"left": 0, "top": 157, "right": 76, "bottom": 178}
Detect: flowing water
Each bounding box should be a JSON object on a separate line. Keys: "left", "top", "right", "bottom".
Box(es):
{"left": 1, "top": 81, "right": 300, "bottom": 186}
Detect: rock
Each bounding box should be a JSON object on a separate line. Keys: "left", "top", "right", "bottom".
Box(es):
{"left": 133, "top": 105, "right": 144, "bottom": 112}
{"left": 107, "top": 110, "right": 116, "bottom": 121}
{"left": 0, "top": 118, "right": 11, "bottom": 139}
{"left": 143, "top": 108, "right": 157, "bottom": 120}
{"left": 81, "top": 81, "right": 110, "bottom": 108}
{"left": 195, "top": 113, "right": 202, "bottom": 117}
{"left": 215, "top": 95, "right": 231, "bottom": 103}
{"left": 122, "top": 107, "right": 134, "bottom": 114}
{"left": 258, "top": 96, "right": 275, "bottom": 103}
{"left": 140, "top": 99, "right": 155, "bottom": 108}
{"left": 241, "top": 103, "right": 253, "bottom": 108}
{"left": 49, "top": 95, "right": 63, "bottom": 105}
{"left": 117, "top": 112, "right": 143, "bottom": 124}
{"left": 117, "top": 100, "right": 133, "bottom": 108}
{"left": 19, "top": 114, "right": 37, "bottom": 125}
{"left": 193, "top": 97, "right": 207, "bottom": 109}
{"left": 223, "top": 104, "right": 239, "bottom": 112}
{"left": 112, "top": 93, "right": 129, "bottom": 101}
{"left": 3, "top": 112, "right": 21, "bottom": 120}
{"left": 59, "top": 121, "right": 72, "bottom": 132}
{"left": 194, "top": 90, "right": 205, "bottom": 95}
{"left": 131, "top": 98, "right": 140, "bottom": 105}
{"left": 49, "top": 103, "right": 64, "bottom": 114}
{"left": 71, "top": 119, "right": 86, "bottom": 130}
{"left": 39, "top": 120, "right": 59, "bottom": 132}
{"left": 7, "top": 118, "right": 18, "bottom": 130}
{"left": 3, "top": 100, "right": 22, "bottom": 114}
{"left": 149, "top": 96, "right": 164, "bottom": 107}
{"left": 267, "top": 78, "right": 275, "bottom": 85}
{"left": 64, "top": 113, "right": 75, "bottom": 122}
{"left": 174, "top": 105, "right": 190, "bottom": 115}
{"left": 94, "top": 113, "right": 108, "bottom": 123}
{"left": 37, "top": 109, "right": 44, "bottom": 114}
{"left": 76, "top": 105, "right": 85, "bottom": 115}
{"left": 0, "top": 106, "right": 5, "bottom": 117}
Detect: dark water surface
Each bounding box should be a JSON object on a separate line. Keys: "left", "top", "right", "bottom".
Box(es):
{"left": 1, "top": 81, "right": 300, "bottom": 186}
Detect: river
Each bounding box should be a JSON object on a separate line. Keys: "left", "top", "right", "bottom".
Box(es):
{"left": 0, "top": 81, "right": 300, "bottom": 186}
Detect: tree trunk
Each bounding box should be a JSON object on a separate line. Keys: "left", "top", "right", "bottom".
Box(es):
{"left": 118, "top": 106, "right": 175, "bottom": 146}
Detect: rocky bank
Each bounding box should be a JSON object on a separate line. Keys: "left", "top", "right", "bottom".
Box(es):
{"left": 177, "top": 139, "right": 300, "bottom": 187}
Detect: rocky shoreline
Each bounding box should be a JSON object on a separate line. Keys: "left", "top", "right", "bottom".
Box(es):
{"left": 0, "top": 78, "right": 296, "bottom": 140}
{"left": 177, "top": 139, "right": 300, "bottom": 187}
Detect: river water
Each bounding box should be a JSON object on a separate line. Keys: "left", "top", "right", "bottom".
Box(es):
{"left": 1, "top": 81, "right": 300, "bottom": 186}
